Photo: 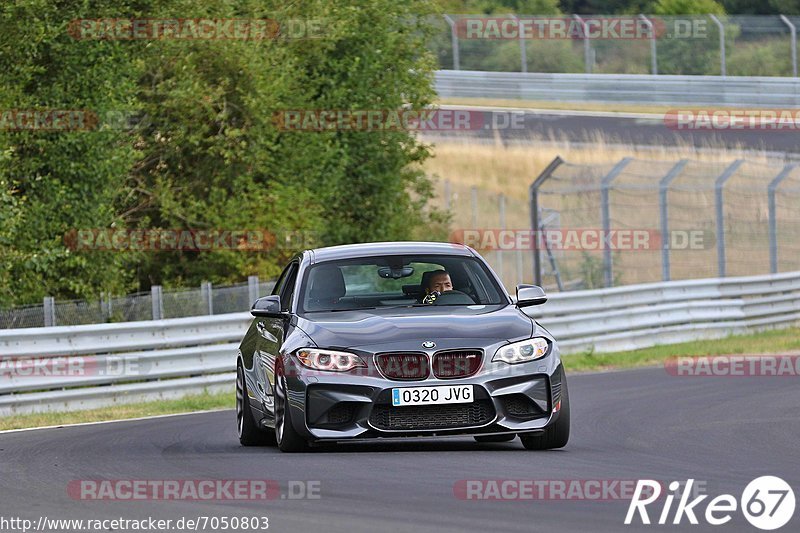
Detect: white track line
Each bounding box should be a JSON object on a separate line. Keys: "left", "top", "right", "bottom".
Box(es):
{"left": 0, "top": 408, "right": 231, "bottom": 434}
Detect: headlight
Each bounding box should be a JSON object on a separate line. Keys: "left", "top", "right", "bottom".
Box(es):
{"left": 492, "top": 337, "right": 550, "bottom": 364}
{"left": 296, "top": 348, "right": 367, "bottom": 372}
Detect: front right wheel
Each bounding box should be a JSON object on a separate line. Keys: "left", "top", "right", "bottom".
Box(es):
{"left": 520, "top": 368, "right": 570, "bottom": 450}
{"left": 236, "top": 364, "right": 275, "bottom": 446}
{"left": 274, "top": 362, "right": 309, "bottom": 453}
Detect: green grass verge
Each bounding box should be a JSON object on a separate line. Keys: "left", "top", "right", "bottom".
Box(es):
{"left": 564, "top": 327, "right": 800, "bottom": 373}
{"left": 2, "top": 327, "right": 798, "bottom": 431}
{"left": 0, "top": 391, "right": 233, "bottom": 431}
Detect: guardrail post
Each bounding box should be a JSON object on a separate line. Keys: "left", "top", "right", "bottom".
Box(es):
{"left": 780, "top": 15, "right": 798, "bottom": 77}
{"left": 43, "top": 296, "right": 55, "bottom": 327}
{"left": 443, "top": 15, "right": 460, "bottom": 70}
{"left": 248, "top": 275, "right": 260, "bottom": 305}
{"left": 151, "top": 285, "right": 163, "bottom": 320}
{"left": 601, "top": 158, "right": 633, "bottom": 288}
{"left": 715, "top": 160, "right": 744, "bottom": 278}
{"left": 530, "top": 157, "right": 564, "bottom": 286}
{"left": 658, "top": 159, "right": 688, "bottom": 281}
{"left": 709, "top": 14, "right": 727, "bottom": 77}
{"left": 573, "top": 15, "right": 592, "bottom": 73}
{"left": 768, "top": 164, "right": 796, "bottom": 273}
{"left": 639, "top": 14, "right": 657, "bottom": 75}
{"left": 202, "top": 281, "right": 214, "bottom": 315}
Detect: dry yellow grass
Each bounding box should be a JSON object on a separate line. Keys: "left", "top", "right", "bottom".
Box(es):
{"left": 436, "top": 97, "right": 755, "bottom": 115}
{"left": 422, "top": 136, "right": 775, "bottom": 199}
{"left": 421, "top": 137, "right": 791, "bottom": 288}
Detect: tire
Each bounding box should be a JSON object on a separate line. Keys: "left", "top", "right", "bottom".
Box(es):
{"left": 237, "top": 364, "right": 276, "bottom": 446}
{"left": 520, "top": 368, "right": 570, "bottom": 450}
{"left": 474, "top": 434, "right": 516, "bottom": 443}
{"left": 274, "top": 363, "right": 309, "bottom": 453}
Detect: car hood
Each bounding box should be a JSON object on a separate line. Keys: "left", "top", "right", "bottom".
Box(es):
{"left": 296, "top": 305, "right": 534, "bottom": 350}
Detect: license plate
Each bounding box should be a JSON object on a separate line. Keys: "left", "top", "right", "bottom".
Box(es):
{"left": 391, "top": 385, "right": 474, "bottom": 407}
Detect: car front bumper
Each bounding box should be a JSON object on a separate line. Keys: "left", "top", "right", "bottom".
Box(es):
{"left": 282, "top": 349, "right": 565, "bottom": 442}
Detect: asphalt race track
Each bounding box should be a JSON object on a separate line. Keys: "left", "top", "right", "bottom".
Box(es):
{"left": 428, "top": 106, "right": 800, "bottom": 155}
{"left": 2, "top": 367, "right": 798, "bottom": 533}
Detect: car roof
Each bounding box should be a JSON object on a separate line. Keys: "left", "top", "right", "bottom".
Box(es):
{"left": 307, "top": 241, "right": 474, "bottom": 263}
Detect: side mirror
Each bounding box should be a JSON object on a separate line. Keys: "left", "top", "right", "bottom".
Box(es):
{"left": 515, "top": 284, "right": 547, "bottom": 307}
{"left": 251, "top": 295, "right": 283, "bottom": 317}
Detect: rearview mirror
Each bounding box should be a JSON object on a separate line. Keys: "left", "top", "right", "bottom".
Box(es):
{"left": 515, "top": 284, "right": 547, "bottom": 307}
{"left": 251, "top": 295, "right": 282, "bottom": 317}
{"left": 378, "top": 266, "right": 415, "bottom": 279}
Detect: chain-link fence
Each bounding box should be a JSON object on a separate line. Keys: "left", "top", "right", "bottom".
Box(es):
{"left": 0, "top": 277, "right": 276, "bottom": 329}
{"left": 432, "top": 14, "right": 800, "bottom": 77}
{"left": 438, "top": 157, "right": 800, "bottom": 292}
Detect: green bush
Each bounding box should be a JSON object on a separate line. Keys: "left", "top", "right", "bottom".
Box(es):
{"left": 0, "top": 0, "right": 446, "bottom": 305}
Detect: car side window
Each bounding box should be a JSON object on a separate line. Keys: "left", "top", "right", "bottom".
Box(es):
{"left": 272, "top": 263, "right": 293, "bottom": 297}
{"left": 279, "top": 262, "right": 299, "bottom": 312}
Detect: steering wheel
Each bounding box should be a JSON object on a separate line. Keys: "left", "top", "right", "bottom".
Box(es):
{"left": 431, "top": 289, "right": 475, "bottom": 305}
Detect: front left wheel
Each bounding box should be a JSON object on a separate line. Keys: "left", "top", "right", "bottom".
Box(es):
{"left": 236, "top": 365, "right": 275, "bottom": 446}
{"left": 520, "top": 367, "right": 570, "bottom": 450}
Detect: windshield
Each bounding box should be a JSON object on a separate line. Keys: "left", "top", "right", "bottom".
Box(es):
{"left": 299, "top": 254, "right": 507, "bottom": 313}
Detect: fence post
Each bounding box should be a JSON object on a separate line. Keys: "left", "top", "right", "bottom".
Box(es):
{"left": 768, "top": 164, "right": 796, "bottom": 273}
{"left": 510, "top": 14, "right": 527, "bottom": 72}
{"left": 714, "top": 160, "right": 744, "bottom": 278}
{"left": 101, "top": 291, "right": 112, "bottom": 321}
{"left": 497, "top": 193, "right": 505, "bottom": 284}
{"left": 443, "top": 15, "right": 460, "bottom": 70}
{"left": 601, "top": 158, "right": 634, "bottom": 288}
{"left": 639, "top": 14, "right": 657, "bottom": 75}
{"left": 471, "top": 186, "right": 478, "bottom": 228}
{"left": 780, "top": 15, "right": 798, "bottom": 77}
{"left": 658, "top": 159, "right": 688, "bottom": 281}
{"left": 43, "top": 296, "right": 55, "bottom": 327}
{"left": 709, "top": 14, "right": 726, "bottom": 76}
{"left": 151, "top": 285, "right": 163, "bottom": 320}
{"left": 573, "top": 15, "right": 592, "bottom": 73}
{"left": 201, "top": 281, "right": 214, "bottom": 315}
{"left": 529, "top": 156, "right": 563, "bottom": 286}
{"left": 444, "top": 179, "right": 451, "bottom": 211}
{"left": 248, "top": 275, "right": 260, "bottom": 305}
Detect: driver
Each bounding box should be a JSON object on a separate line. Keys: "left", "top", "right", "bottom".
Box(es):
{"left": 425, "top": 270, "right": 453, "bottom": 294}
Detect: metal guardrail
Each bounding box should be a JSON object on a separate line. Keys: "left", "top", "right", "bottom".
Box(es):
{"left": 0, "top": 313, "right": 251, "bottom": 415}
{"left": 534, "top": 270, "right": 800, "bottom": 353}
{"left": 434, "top": 70, "right": 800, "bottom": 106}
{"left": 1, "top": 271, "right": 798, "bottom": 415}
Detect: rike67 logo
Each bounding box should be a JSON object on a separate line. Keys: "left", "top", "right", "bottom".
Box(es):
{"left": 626, "top": 477, "right": 796, "bottom": 530}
